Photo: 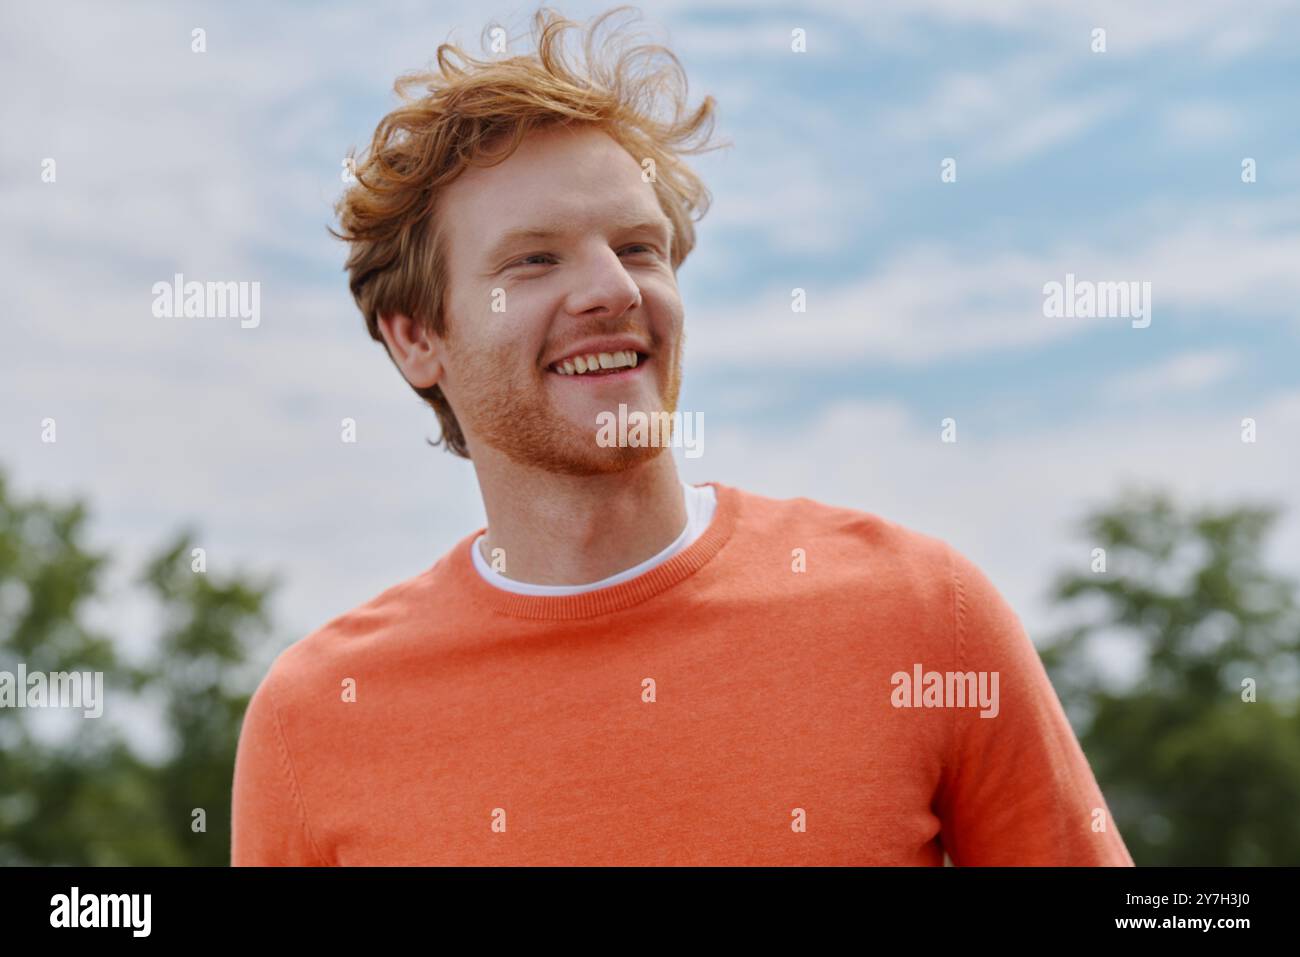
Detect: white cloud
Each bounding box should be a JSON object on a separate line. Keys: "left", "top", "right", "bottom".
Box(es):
{"left": 984, "top": 91, "right": 1129, "bottom": 165}
{"left": 816, "top": 0, "right": 1299, "bottom": 59}
{"left": 1159, "top": 100, "right": 1243, "bottom": 144}
{"left": 878, "top": 53, "right": 1130, "bottom": 166}
{"left": 688, "top": 198, "right": 1300, "bottom": 369}
{"left": 697, "top": 142, "right": 868, "bottom": 256}
{"left": 1106, "top": 350, "right": 1243, "bottom": 401}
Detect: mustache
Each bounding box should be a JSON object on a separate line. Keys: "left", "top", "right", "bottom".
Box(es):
{"left": 542, "top": 323, "right": 662, "bottom": 361}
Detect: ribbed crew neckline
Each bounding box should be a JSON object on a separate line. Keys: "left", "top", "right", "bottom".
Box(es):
{"left": 439, "top": 481, "right": 739, "bottom": 621}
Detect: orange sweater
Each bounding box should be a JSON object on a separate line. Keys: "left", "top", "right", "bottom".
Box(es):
{"left": 231, "top": 482, "right": 1133, "bottom": 866}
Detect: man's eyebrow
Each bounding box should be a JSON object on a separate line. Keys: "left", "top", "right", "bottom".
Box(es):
{"left": 481, "top": 216, "right": 674, "bottom": 267}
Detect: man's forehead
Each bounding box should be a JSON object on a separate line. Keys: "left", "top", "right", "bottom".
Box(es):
{"left": 438, "top": 126, "right": 669, "bottom": 257}
{"left": 454, "top": 124, "right": 640, "bottom": 196}
{"left": 491, "top": 202, "right": 670, "bottom": 237}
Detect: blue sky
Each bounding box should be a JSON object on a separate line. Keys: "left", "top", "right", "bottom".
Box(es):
{"left": 3, "top": 1, "right": 1298, "bottom": 739}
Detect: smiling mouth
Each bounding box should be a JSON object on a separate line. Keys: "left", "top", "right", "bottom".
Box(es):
{"left": 547, "top": 350, "right": 648, "bottom": 377}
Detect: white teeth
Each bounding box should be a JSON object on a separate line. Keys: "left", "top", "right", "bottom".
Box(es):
{"left": 552, "top": 349, "right": 643, "bottom": 375}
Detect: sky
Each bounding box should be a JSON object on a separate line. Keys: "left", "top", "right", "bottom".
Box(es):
{"left": 3, "top": 1, "right": 1298, "bottom": 743}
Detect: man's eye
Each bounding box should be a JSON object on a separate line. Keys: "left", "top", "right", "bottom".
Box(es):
{"left": 509, "top": 246, "right": 655, "bottom": 269}
{"left": 513, "top": 253, "right": 557, "bottom": 267}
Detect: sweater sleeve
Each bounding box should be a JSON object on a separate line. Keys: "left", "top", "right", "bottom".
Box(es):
{"left": 231, "top": 673, "right": 327, "bottom": 866}
{"left": 935, "top": 545, "right": 1134, "bottom": 866}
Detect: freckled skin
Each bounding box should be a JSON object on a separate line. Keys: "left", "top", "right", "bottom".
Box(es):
{"left": 435, "top": 124, "right": 684, "bottom": 476}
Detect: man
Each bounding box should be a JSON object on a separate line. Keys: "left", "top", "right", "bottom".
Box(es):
{"left": 231, "top": 8, "right": 1133, "bottom": 866}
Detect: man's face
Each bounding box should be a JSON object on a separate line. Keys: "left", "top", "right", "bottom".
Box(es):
{"left": 433, "top": 123, "right": 684, "bottom": 475}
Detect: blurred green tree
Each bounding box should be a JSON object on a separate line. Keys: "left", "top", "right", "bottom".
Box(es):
{"left": 1041, "top": 487, "right": 1300, "bottom": 865}
{"left": 0, "top": 469, "right": 278, "bottom": 865}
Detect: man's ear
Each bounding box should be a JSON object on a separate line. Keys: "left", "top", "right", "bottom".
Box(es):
{"left": 376, "top": 311, "right": 445, "bottom": 389}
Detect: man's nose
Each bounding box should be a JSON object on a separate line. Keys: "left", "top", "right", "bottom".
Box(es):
{"left": 563, "top": 247, "right": 642, "bottom": 318}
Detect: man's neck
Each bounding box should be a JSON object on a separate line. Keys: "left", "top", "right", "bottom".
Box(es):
{"left": 472, "top": 450, "right": 687, "bottom": 586}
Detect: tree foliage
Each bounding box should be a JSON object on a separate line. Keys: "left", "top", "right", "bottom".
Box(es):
{"left": 1041, "top": 487, "right": 1300, "bottom": 865}
{"left": 0, "top": 470, "right": 277, "bottom": 865}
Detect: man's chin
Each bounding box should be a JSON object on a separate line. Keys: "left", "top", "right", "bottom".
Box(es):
{"left": 465, "top": 377, "right": 680, "bottom": 476}
{"left": 501, "top": 430, "right": 667, "bottom": 476}
{"left": 540, "top": 434, "right": 665, "bottom": 475}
